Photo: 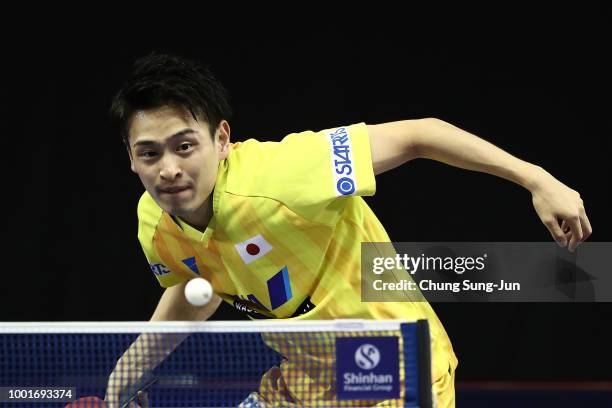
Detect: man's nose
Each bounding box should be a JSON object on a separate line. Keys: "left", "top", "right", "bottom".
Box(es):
{"left": 159, "top": 158, "right": 183, "bottom": 180}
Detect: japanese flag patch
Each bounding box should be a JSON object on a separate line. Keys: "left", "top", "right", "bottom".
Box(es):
{"left": 235, "top": 234, "right": 273, "bottom": 264}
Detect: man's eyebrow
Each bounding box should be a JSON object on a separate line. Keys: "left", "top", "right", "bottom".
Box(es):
{"left": 132, "top": 128, "right": 199, "bottom": 147}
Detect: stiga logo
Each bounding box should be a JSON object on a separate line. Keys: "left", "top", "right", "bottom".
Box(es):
{"left": 149, "top": 263, "right": 171, "bottom": 276}
{"left": 328, "top": 127, "right": 357, "bottom": 196}
{"left": 336, "top": 337, "right": 399, "bottom": 400}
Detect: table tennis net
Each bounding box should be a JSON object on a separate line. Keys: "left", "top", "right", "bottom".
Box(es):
{"left": 0, "top": 320, "right": 431, "bottom": 407}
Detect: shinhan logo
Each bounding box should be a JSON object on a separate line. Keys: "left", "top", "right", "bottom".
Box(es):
{"left": 149, "top": 263, "right": 171, "bottom": 277}
{"left": 337, "top": 337, "right": 399, "bottom": 399}
{"left": 328, "top": 127, "right": 357, "bottom": 196}
{"left": 354, "top": 344, "right": 381, "bottom": 370}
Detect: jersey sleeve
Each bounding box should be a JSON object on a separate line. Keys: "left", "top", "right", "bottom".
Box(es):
{"left": 137, "top": 192, "right": 189, "bottom": 288}
{"left": 225, "top": 123, "right": 376, "bottom": 225}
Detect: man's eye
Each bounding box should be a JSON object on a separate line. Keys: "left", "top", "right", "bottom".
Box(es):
{"left": 178, "top": 143, "right": 193, "bottom": 152}
{"left": 140, "top": 151, "right": 158, "bottom": 158}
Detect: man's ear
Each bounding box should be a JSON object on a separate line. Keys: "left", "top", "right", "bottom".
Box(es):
{"left": 126, "top": 143, "right": 136, "bottom": 173}
{"left": 217, "top": 120, "right": 231, "bottom": 160}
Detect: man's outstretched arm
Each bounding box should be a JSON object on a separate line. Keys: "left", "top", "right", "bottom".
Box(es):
{"left": 367, "top": 118, "right": 592, "bottom": 251}
{"left": 105, "top": 281, "right": 222, "bottom": 407}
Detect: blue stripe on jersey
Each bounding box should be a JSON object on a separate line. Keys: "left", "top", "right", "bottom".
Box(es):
{"left": 181, "top": 256, "right": 199, "bottom": 274}
{"left": 282, "top": 267, "right": 293, "bottom": 303}
{"left": 267, "top": 266, "right": 293, "bottom": 309}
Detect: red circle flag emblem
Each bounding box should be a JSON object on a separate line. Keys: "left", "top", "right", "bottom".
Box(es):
{"left": 235, "top": 235, "right": 272, "bottom": 264}
{"left": 246, "top": 243, "right": 261, "bottom": 256}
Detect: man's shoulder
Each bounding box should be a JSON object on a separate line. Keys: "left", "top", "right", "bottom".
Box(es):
{"left": 228, "top": 138, "right": 273, "bottom": 159}
{"left": 137, "top": 191, "right": 159, "bottom": 213}
{"left": 137, "top": 191, "right": 163, "bottom": 227}
{"left": 225, "top": 130, "right": 321, "bottom": 175}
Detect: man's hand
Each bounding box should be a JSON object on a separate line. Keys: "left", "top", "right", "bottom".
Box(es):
{"left": 104, "top": 285, "right": 221, "bottom": 408}
{"left": 529, "top": 168, "right": 592, "bottom": 251}
{"left": 105, "top": 363, "right": 150, "bottom": 408}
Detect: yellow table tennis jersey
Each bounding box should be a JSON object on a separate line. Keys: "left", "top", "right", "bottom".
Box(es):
{"left": 137, "top": 123, "right": 458, "bottom": 388}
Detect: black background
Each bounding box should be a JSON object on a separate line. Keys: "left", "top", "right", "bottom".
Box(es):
{"left": 5, "top": 8, "right": 611, "bottom": 382}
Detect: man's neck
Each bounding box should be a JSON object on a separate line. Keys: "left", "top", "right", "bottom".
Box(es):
{"left": 178, "top": 197, "right": 213, "bottom": 232}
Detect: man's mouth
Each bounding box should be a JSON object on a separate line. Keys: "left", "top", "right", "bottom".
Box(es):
{"left": 158, "top": 186, "right": 191, "bottom": 194}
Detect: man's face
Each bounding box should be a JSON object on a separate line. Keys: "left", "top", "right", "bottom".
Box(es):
{"left": 127, "top": 105, "right": 230, "bottom": 226}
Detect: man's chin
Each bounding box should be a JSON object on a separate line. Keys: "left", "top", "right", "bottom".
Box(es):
{"left": 157, "top": 201, "right": 191, "bottom": 217}
{"left": 153, "top": 194, "right": 210, "bottom": 220}
{"left": 165, "top": 207, "right": 191, "bottom": 217}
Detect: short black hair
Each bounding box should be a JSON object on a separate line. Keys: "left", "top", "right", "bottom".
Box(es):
{"left": 110, "top": 53, "right": 233, "bottom": 146}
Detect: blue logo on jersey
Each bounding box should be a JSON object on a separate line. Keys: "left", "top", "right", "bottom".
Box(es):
{"left": 337, "top": 177, "right": 356, "bottom": 195}
{"left": 330, "top": 128, "right": 353, "bottom": 176}
{"left": 328, "top": 127, "right": 357, "bottom": 196}
{"left": 149, "top": 263, "right": 171, "bottom": 277}
{"left": 181, "top": 256, "right": 200, "bottom": 274}
{"left": 267, "top": 266, "right": 293, "bottom": 309}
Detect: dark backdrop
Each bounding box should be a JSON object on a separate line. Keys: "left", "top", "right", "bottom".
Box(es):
{"left": 5, "top": 12, "right": 611, "bottom": 382}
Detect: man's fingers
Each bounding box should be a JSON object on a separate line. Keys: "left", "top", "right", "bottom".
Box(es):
{"left": 137, "top": 391, "right": 149, "bottom": 408}
{"left": 579, "top": 207, "right": 593, "bottom": 242}
{"left": 561, "top": 219, "right": 570, "bottom": 233}
{"left": 545, "top": 218, "right": 567, "bottom": 247}
{"left": 566, "top": 215, "right": 583, "bottom": 252}
{"left": 124, "top": 391, "right": 149, "bottom": 408}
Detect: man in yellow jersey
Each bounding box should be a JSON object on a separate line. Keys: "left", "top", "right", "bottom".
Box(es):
{"left": 105, "top": 54, "right": 591, "bottom": 407}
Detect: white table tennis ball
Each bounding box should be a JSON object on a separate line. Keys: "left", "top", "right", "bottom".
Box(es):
{"left": 184, "top": 278, "right": 213, "bottom": 306}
